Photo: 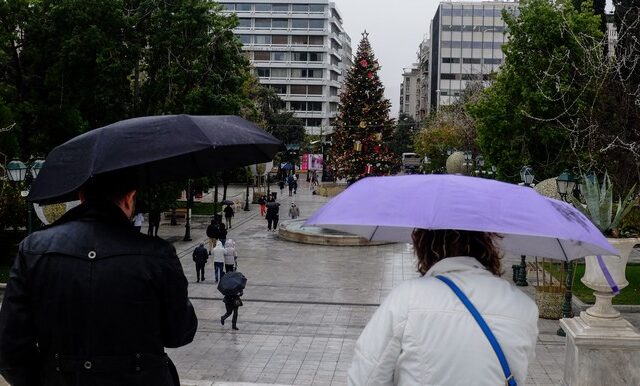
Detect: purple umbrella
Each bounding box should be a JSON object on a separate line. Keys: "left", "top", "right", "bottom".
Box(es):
{"left": 305, "top": 175, "right": 618, "bottom": 261}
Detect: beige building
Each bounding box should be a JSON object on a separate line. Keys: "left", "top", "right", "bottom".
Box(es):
{"left": 399, "top": 66, "right": 421, "bottom": 120}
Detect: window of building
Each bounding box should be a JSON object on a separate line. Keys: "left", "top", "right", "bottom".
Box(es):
{"left": 440, "top": 73, "right": 458, "bottom": 80}
{"left": 291, "top": 35, "right": 308, "bottom": 45}
{"left": 256, "top": 68, "right": 270, "bottom": 77}
{"left": 292, "top": 19, "right": 308, "bottom": 29}
{"left": 307, "top": 85, "right": 323, "bottom": 95}
{"left": 310, "top": 4, "right": 325, "bottom": 13}
{"left": 292, "top": 52, "right": 307, "bottom": 61}
{"left": 484, "top": 58, "right": 502, "bottom": 65}
{"left": 442, "top": 57, "right": 460, "bottom": 63}
{"left": 309, "top": 35, "right": 324, "bottom": 45}
{"left": 238, "top": 18, "right": 251, "bottom": 29}
{"left": 290, "top": 101, "right": 305, "bottom": 110}
{"left": 255, "top": 4, "right": 271, "bottom": 12}
{"left": 270, "top": 84, "right": 287, "bottom": 94}
{"left": 272, "top": 51, "right": 287, "bottom": 61}
{"left": 306, "top": 118, "right": 322, "bottom": 127}
{"left": 309, "top": 52, "right": 322, "bottom": 62}
{"left": 329, "top": 102, "right": 338, "bottom": 112}
{"left": 271, "top": 19, "right": 288, "bottom": 29}
{"left": 309, "top": 19, "right": 324, "bottom": 29}
{"left": 272, "top": 35, "right": 288, "bottom": 44}
{"left": 330, "top": 86, "right": 338, "bottom": 96}
{"left": 238, "top": 35, "right": 251, "bottom": 44}
{"left": 236, "top": 3, "right": 252, "bottom": 12}
{"left": 463, "top": 58, "right": 481, "bottom": 64}
{"left": 272, "top": 4, "right": 288, "bottom": 12}
{"left": 290, "top": 85, "right": 306, "bottom": 94}
{"left": 254, "top": 51, "right": 270, "bottom": 61}
{"left": 255, "top": 35, "right": 272, "bottom": 44}
{"left": 462, "top": 7, "right": 473, "bottom": 17}
{"left": 307, "top": 102, "right": 323, "bottom": 111}
{"left": 292, "top": 4, "right": 309, "bottom": 13}
{"left": 255, "top": 19, "right": 271, "bottom": 29}
{"left": 307, "top": 69, "right": 323, "bottom": 78}
{"left": 330, "top": 71, "right": 339, "bottom": 81}
{"left": 330, "top": 56, "right": 340, "bottom": 66}
{"left": 271, "top": 68, "right": 288, "bottom": 77}
{"left": 222, "top": 4, "right": 234, "bottom": 11}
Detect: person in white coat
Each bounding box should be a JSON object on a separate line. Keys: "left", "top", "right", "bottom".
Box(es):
{"left": 212, "top": 240, "right": 226, "bottom": 282}
{"left": 348, "top": 229, "right": 538, "bottom": 386}
{"left": 224, "top": 238, "right": 237, "bottom": 273}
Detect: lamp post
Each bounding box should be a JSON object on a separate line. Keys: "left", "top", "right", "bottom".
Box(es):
{"left": 183, "top": 179, "right": 192, "bottom": 241}
{"left": 6, "top": 158, "right": 45, "bottom": 234}
{"left": 515, "top": 166, "right": 534, "bottom": 287}
{"left": 475, "top": 155, "right": 485, "bottom": 177}
{"left": 556, "top": 169, "right": 577, "bottom": 336}
{"left": 244, "top": 169, "right": 251, "bottom": 211}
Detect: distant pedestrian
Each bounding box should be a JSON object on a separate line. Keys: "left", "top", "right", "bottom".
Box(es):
{"left": 132, "top": 212, "right": 144, "bottom": 232}
{"left": 212, "top": 239, "right": 225, "bottom": 282}
{"left": 292, "top": 179, "right": 298, "bottom": 195}
{"left": 223, "top": 204, "right": 234, "bottom": 229}
{"left": 192, "top": 243, "right": 209, "bottom": 283}
{"left": 216, "top": 215, "right": 228, "bottom": 246}
{"left": 206, "top": 218, "right": 220, "bottom": 254}
{"left": 220, "top": 291, "right": 242, "bottom": 331}
{"left": 287, "top": 175, "right": 294, "bottom": 196}
{"left": 289, "top": 203, "right": 300, "bottom": 219}
{"left": 258, "top": 195, "right": 267, "bottom": 217}
{"left": 265, "top": 201, "right": 280, "bottom": 232}
{"left": 224, "top": 238, "right": 237, "bottom": 273}
{"left": 278, "top": 180, "right": 285, "bottom": 194}
{"left": 148, "top": 209, "right": 161, "bottom": 237}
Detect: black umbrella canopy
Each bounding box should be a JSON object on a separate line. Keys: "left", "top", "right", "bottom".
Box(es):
{"left": 217, "top": 271, "right": 247, "bottom": 296}
{"left": 29, "top": 115, "right": 285, "bottom": 204}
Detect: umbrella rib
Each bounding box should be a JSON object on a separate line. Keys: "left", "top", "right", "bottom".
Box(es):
{"left": 556, "top": 238, "right": 569, "bottom": 262}
{"left": 369, "top": 226, "right": 379, "bottom": 241}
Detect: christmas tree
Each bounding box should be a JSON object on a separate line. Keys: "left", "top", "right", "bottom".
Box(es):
{"left": 328, "top": 32, "right": 397, "bottom": 180}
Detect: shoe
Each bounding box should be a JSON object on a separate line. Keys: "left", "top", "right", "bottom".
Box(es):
{"left": 220, "top": 316, "right": 225, "bottom": 326}
{"left": 196, "top": 280, "right": 200, "bottom": 283}
{"left": 232, "top": 326, "right": 239, "bottom": 330}
{"left": 202, "top": 277, "right": 205, "bottom": 281}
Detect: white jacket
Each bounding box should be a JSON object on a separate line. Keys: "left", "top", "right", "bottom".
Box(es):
{"left": 348, "top": 256, "right": 538, "bottom": 386}
{"left": 224, "top": 239, "right": 237, "bottom": 265}
{"left": 212, "top": 241, "right": 225, "bottom": 263}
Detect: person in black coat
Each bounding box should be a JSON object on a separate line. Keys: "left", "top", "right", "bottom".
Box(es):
{"left": 206, "top": 218, "right": 220, "bottom": 253}
{"left": 220, "top": 291, "right": 243, "bottom": 331}
{"left": 192, "top": 243, "right": 209, "bottom": 283}
{"left": 0, "top": 176, "right": 197, "bottom": 386}
{"left": 265, "top": 200, "right": 280, "bottom": 232}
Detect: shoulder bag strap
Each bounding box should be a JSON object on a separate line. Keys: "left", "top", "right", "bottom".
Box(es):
{"left": 435, "top": 275, "right": 517, "bottom": 386}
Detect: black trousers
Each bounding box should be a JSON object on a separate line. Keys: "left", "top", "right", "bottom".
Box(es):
{"left": 195, "top": 262, "right": 205, "bottom": 281}
{"left": 225, "top": 264, "right": 235, "bottom": 273}
{"left": 267, "top": 216, "right": 279, "bottom": 230}
{"left": 222, "top": 303, "right": 239, "bottom": 327}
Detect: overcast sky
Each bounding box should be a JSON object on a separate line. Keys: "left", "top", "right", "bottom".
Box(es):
{"left": 335, "top": 0, "right": 441, "bottom": 119}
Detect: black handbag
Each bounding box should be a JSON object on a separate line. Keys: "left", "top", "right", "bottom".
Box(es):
{"left": 234, "top": 298, "right": 243, "bottom": 307}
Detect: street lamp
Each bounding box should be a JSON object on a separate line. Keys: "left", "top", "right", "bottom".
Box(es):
{"left": 183, "top": 179, "right": 192, "bottom": 241}
{"left": 516, "top": 166, "right": 534, "bottom": 287}
{"left": 556, "top": 169, "right": 577, "bottom": 336}
{"left": 6, "top": 158, "right": 45, "bottom": 234}
{"left": 475, "top": 155, "right": 485, "bottom": 177}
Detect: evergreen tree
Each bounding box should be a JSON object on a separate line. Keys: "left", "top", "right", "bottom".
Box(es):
{"left": 328, "top": 32, "right": 396, "bottom": 180}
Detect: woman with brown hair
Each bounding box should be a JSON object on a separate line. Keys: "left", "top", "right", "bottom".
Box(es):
{"left": 348, "top": 229, "right": 538, "bottom": 386}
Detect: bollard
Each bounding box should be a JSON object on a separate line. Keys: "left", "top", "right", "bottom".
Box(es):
{"left": 512, "top": 265, "right": 520, "bottom": 283}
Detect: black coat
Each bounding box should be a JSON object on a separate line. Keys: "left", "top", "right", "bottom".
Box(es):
{"left": 265, "top": 204, "right": 280, "bottom": 220}
{"left": 0, "top": 201, "right": 197, "bottom": 386}
{"left": 206, "top": 222, "right": 219, "bottom": 238}
{"left": 192, "top": 246, "right": 209, "bottom": 265}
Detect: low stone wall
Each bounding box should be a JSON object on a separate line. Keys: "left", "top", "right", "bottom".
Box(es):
{"left": 278, "top": 219, "right": 390, "bottom": 247}
{"left": 316, "top": 183, "right": 346, "bottom": 197}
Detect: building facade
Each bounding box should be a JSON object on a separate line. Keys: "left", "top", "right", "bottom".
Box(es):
{"left": 219, "top": 0, "right": 352, "bottom": 135}
{"left": 428, "top": 1, "right": 517, "bottom": 110}
{"left": 399, "top": 66, "right": 421, "bottom": 120}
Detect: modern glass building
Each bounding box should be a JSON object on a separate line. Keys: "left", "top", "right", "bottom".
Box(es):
{"left": 219, "top": 0, "right": 352, "bottom": 135}
{"left": 428, "top": 1, "right": 518, "bottom": 110}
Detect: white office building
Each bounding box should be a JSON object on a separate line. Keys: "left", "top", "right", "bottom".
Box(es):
{"left": 219, "top": 0, "right": 352, "bottom": 135}
{"left": 399, "top": 66, "right": 421, "bottom": 120}
{"left": 428, "top": 1, "right": 518, "bottom": 110}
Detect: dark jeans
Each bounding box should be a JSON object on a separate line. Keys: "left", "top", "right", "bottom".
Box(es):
{"left": 147, "top": 223, "right": 159, "bottom": 237}
{"left": 267, "top": 216, "right": 279, "bottom": 230}
{"left": 214, "top": 262, "right": 225, "bottom": 281}
{"left": 195, "top": 262, "right": 205, "bottom": 282}
{"left": 133, "top": 225, "right": 141, "bottom": 233}
{"left": 225, "top": 264, "right": 235, "bottom": 273}
{"left": 222, "top": 302, "right": 239, "bottom": 327}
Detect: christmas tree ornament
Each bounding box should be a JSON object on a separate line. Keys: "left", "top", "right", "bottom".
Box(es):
{"left": 359, "top": 59, "right": 368, "bottom": 68}
{"left": 359, "top": 121, "right": 367, "bottom": 129}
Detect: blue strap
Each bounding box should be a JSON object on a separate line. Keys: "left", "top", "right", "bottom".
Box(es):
{"left": 436, "top": 275, "right": 517, "bottom": 386}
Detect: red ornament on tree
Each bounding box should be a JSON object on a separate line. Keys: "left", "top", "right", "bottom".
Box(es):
{"left": 367, "top": 72, "right": 373, "bottom": 79}
{"left": 359, "top": 59, "right": 368, "bottom": 68}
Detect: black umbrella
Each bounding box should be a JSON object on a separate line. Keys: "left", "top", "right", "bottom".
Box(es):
{"left": 217, "top": 271, "right": 247, "bottom": 296}
{"left": 28, "top": 115, "right": 285, "bottom": 204}
{"left": 222, "top": 199, "right": 234, "bottom": 206}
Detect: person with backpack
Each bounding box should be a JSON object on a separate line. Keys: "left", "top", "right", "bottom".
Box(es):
{"left": 192, "top": 243, "right": 209, "bottom": 283}
{"left": 223, "top": 204, "right": 234, "bottom": 229}
{"left": 206, "top": 218, "right": 220, "bottom": 254}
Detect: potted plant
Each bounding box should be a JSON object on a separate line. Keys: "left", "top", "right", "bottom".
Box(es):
{"left": 569, "top": 172, "right": 638, "bottom": 319}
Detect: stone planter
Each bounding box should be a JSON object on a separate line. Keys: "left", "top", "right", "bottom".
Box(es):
{"left": 581, "top": 237, "right": 640, "bottom": 319}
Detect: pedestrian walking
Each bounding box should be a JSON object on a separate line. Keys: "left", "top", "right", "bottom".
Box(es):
{"left": 258, "top": 195, "right": 267, "bottom": 217}
{"left": 216, "top": 215, "right": 228, "bottom": 246}
{"left": 289, "top": 202, "right": 300, "bottom": 219}
{"left": 220, "top": 291, "right": 243, "bottom": 331}
{"left": 206, "top": 218, "right": 220, "bottom": 254}
{"left": 132, "top": 212, "right": 144, "bottom": 232}
{"left": 192, "top": 243, "right": 209, "bottom": 283}
{"left": 148, "top": 209, "right": 161, "bottom": 237}
{"left": 223, "top": 204, "right": 234, "bottom": 229}
{"left": 348, "top": 229, "right": 538, "bottom": 385}
{"left": 292, "top": 178, "right": 298, "bottom": 195}
{"left": 224, "top": 238, "right": 237, "bottom": 273}
{"left": 287, "top": 175, "right": 294, "bottom": 196}
{"left": 0, "top": 175, "right": 197, "bottom": 386}
{"left": 278, "top": 180, "right": 285, "bottom": 194}
{"left": 212, "top": 239, "right": 225, "bottom": 282}
{"left": 265, "top": 201, "right": 280, "bottom": 232}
